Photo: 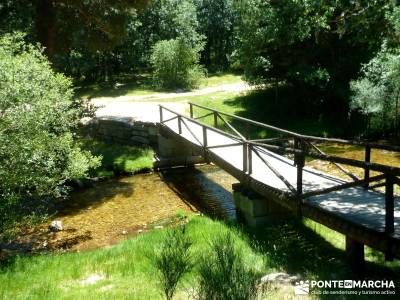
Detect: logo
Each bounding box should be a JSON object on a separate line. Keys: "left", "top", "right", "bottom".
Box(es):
{"left": 344, "top": 280, "right": 353, "bottom": 289}
{"left": 294, "top": 280, "right": 310, "bottom": 295}
{"left": 293, "top": 280, "right": 396, "bottom": 296}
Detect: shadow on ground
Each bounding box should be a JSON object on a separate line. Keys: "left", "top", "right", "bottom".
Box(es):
{"left": 220, "top": 87, "right": 364, "bottom": 139}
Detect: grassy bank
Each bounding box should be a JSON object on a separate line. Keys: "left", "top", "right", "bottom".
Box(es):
{"left": 76, "top": 73, "right": 243, "bottom": 99}
{"left": 2, "top": 215, "right": 398, "bottom": 299}
{"left": 0, "top": 216, "right": 263, "bottom": 299}
{"left": 81, "top": 139, "right": 154, "bottom": 178}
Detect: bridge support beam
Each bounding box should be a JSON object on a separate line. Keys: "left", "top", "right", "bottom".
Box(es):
{"left": 346, "top": 236, "right": 365, "bottom": 274}
{"left": 232, "top": 184, "right": 292, "bottom": 227}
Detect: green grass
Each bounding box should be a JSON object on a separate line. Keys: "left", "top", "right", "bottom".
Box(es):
{"left": 75, "top": 74, "right": 154, "bottom": 99}
{"left": 75, "top": 73, "right": 243, "bottom": 99}
{"left": 2, "top": 215, "right": 398, "bottom": 299}
{"left": 176, "top": 88, "right": 360, "bottom": 139}
{"left": 0, "top": 216, "right": 265, "bottom": 300}
{"left": 200, "top": 73, "right": 243, "bottom": 88}
{"left": 82, "top": 139, "right": 154, "bottom": 177}
{"left": 303, "top": 218, "right": 400, "bottom": 270}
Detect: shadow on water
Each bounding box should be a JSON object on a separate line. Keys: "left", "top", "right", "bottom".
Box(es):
{"left": 161, "top": 164, "right": 238, "bottom": 220}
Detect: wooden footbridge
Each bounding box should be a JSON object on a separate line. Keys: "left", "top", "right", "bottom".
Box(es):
{"left": 158, "top": 103, "right": 400, "bottom": 267}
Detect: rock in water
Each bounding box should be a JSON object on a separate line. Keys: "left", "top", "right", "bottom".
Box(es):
{"left": 49, "top": 220, "right": 63, "bottom": 232}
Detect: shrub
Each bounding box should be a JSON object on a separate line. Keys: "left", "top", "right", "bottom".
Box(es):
{"left": 350, "top": 46, "right": 400, "bottom": 135}
{"left": 0, "top": 32, "right": 100, "bottom": 234}
{"left": 150, "top": 38, "right": 205, "bottom": 89}
{"left": 197, "top": 232, "right": 258, "bottom": 300}
{"left": 154, "top": 225, "right": 193, "bottom": 300}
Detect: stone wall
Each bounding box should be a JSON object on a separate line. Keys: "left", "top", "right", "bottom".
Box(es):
{"left": 85, "top": 116, "right": 158, "bottom": 147}
{"left": 84, "top": 116, "right": 206, "bottom": 168}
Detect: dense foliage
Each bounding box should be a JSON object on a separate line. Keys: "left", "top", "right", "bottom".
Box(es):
{"left": 350, "top": 7, "right": 400, "bottom": 136}
{"left": 150, "top": 38, "right": 205, "bottom": 89}
{"left": 0, "top": 33, "right": 99, "bottom": 231}
{"left": 194, "top": 0, "right": 236, "bottom": 70}
{"left": 236, "top": 0, "right": 392, "bottom": 119}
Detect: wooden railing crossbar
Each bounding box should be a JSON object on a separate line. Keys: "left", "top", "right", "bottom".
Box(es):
{"left": 306, "top": 141, "right": 360, "bottom": 182}
{"left": 252, "top": 147, "right": 297, "bottom": 193}
{"left": 160, "top": 115, "right": 179, "bottom": 124}
{"left": 249, "top": 137, "right": 291, "bottom": 143}
{"left": 206, "top": 142, "right": 244, "bottom": 149}
{"left": 193, "top": 112, "right": 214, "bottom": 120}
{"left": 300, "top": 174, "right": 387, "bottom": 199}
{"left": 217, "top": 114, "right": 246, "bottom": 140}
{"left": 179, "top": 117, "right": 203, "bottom": 146}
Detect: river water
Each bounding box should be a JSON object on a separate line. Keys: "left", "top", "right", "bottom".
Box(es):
{"left": 30, "top": 164, "right": 239, "bottom": 251}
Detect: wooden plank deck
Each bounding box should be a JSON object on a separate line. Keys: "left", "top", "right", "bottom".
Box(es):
{"left": 160, "top": 108, "right": 400, "bottom": 254}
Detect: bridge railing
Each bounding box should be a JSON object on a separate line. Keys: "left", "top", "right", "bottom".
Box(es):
{"left": 160, "top": 104, "right": 400, "bottom": 236}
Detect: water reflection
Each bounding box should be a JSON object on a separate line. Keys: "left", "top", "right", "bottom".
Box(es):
{"left": 161, "top": 164, "right": 238, "bottom": 219}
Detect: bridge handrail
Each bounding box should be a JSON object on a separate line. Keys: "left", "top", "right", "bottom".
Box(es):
{"left": 161, "top": 104, "right": 400, "bottom": 176}
{"left": 189, "top": 102, "right": 400, "bottom": 152}
{"left": 160, "top": 104, "right": 243, "bottom": 142}
{"left": 159, "top": 104, "right": 397, "bottom": 235}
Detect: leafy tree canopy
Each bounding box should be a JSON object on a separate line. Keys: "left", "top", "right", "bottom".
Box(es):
{"left": 0, "top": 33, "right": 100, "bottom": 225}
{"left": 350, "top": 6, "right": 400, "bottom": 135}
{"left": 0, "top": 0, "right": 149, "bottom": 57}
{"left": 236, "top": 0, "right": 393, "bottom": 115}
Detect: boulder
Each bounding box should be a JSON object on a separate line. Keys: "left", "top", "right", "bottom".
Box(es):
{"left": 49, "top": 220, "right": 63, "bottom": 232}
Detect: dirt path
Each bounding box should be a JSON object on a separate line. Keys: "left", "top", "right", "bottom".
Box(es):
{"left": 90, "top": 82, "right": 249, "bottom": 122}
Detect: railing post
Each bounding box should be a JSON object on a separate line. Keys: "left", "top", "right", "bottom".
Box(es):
{"left": 178, "top": 115, "right": 182, "bottom": 134}
{"left": 248, "top": 143, "right": 253, "bottom": 175}
{"left": 213, "top": 111, "right": 218, "bottom": 128}
{"left": 202, "top": 126, "right": 207, "bottom": 148}
{"left": 189, "top": 103, "right": 193, "bottom": 118}
{"left": 203, "top": 126, "right": 208, "bottom": 162}
{"left": 243, "top": 142, "right": 248, "bottom": 173}
{"left": 364, "top": 145, "right": 371, "bottom": 188}
{"left": 385, "top": 174, "right": 394, "bottom": 234}
{"left": 159, "top": 106, "right": 163, "bottom": 122}
{"left": 385, "top": 173, "right": 395, "bottom": 261}
{"left": 246, "top": 123, "right": 250, "bottom": 140}
{"left": 295, "top": 138, "right": 305, "bottom": 195}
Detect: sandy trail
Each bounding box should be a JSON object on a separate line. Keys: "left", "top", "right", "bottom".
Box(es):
{"left": 90, "top": 82, "right": 249, "bottom": 122}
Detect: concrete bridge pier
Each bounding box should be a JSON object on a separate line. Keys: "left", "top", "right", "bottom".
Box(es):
{"left": 232, "top": 183, "right": 293, "bottom": 227}
{"left": 154, "top": 125, "right": 206, "bottom": 169}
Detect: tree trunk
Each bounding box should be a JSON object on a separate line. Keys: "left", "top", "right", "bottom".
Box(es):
{"left": 395, "top": 90, "right": 400, "bottom": 137}
{"left": 35, "top": 0, "right": 57, "bottom": 58}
